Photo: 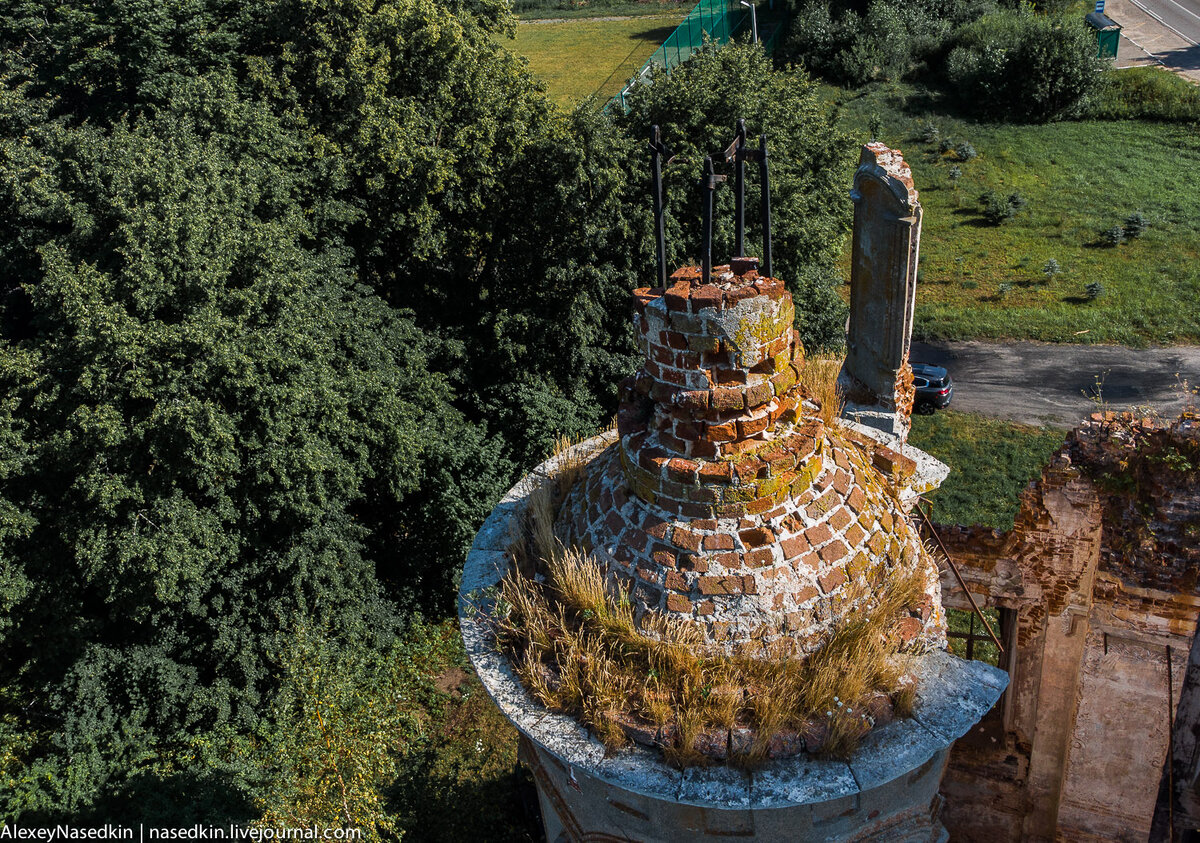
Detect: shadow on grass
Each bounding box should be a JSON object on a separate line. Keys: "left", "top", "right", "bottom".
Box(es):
{"left": 632, "top": 24, "right": 679, "bottom": 42}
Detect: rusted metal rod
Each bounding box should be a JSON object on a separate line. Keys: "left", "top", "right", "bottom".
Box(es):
{"left": 916, "top": 497, "right": 1004, "bottom": 655}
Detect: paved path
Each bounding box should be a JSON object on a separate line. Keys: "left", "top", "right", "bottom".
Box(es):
{"left": 910, "top": 341, "right": 1200, "bottom": 428}
{"left": 1109, "top": 0, "right": 1200, "bottom": 81}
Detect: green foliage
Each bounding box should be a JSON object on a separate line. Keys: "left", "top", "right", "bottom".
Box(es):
{"left": 616, "top": 42, "right": 853, "bottom": 351}
{"left": 945, "top": 7, "right": 1103, "bottom": 122}
{"left": 1087, "top": 67, "right": 1200, "bottom": 123}
{"left": 980, "top": 189, "right": 1026, "bottom": 224}
{"left": 1085, "top": 281, "right": 1104, "bottom": 299}
{"left": 783, "top": 0, "right": 993, "bottom": 87}
{"left": 1124, "top": 212, "right": 1149, "bottom": 238}
{"left": 1101, "top": 225, "right": 1126, "bottom": 246}
{"left": 954, "top": 140, "right": 976, "bottom": 161}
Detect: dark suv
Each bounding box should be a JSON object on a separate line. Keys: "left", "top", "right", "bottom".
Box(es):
{"left": 912, "top": 362, "right": 953, "bottom": 413}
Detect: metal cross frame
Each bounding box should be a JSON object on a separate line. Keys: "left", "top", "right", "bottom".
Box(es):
{"left": 649, "top": 119, "right": 774, "bottom": 288}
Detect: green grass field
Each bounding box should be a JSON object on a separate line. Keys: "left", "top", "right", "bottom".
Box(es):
{"left": 831, "top": 83, "right": 1200, "bottom": 346}
{"left": 505, "top": 16, "right": 684, "bottom": 107}
{"left": 908, "top": 410, "right": 1067, "bottom": 529}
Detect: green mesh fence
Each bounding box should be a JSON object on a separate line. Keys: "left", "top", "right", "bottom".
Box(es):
{"left": 612, "top": 0, "right": 745, "bottom": 110}
{"left": 610, "top": 0, "right": 784, "bottom": 112}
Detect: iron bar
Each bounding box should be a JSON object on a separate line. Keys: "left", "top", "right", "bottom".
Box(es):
{"left": 735, "top": 118, "right": 746, "bottom": 257}
{"left": 759, "top": 134, "right": 772, "bottom": 276}
{"left": 916, "top": 497, "right": 1004, "bottom": 655}
{"left": 701, "top": 156, "right": 715, "bottom": 285}
{"left": 650, "top": 125, "right": 668, "bottom": 289}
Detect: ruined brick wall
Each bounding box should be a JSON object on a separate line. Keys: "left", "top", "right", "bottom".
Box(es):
{"left": 558, "top": 260, "right": 946, "bottom": 655}
{"left": 937, "top": 412, "right": 1200, "bottom": 841}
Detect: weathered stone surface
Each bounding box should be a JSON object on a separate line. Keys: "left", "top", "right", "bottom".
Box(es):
{"left": 839, "top": 143, "right": 922, "bottom": 442}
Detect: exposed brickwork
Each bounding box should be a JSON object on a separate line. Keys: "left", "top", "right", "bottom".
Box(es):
{"left": 935, "top": 410, "right": 1200, "bottom": 842}
{"left": 558, "top": 260, "right": 946, "bottom": 653}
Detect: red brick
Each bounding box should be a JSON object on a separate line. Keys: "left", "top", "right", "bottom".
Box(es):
{"left": 696, "top": 600, "right": 717, "bottom": 616}
{"left": 739, "top": 526, "right": 776, "bottom": 548}
{"left": 793, "top": 551, "right": 821, "bottom": 572}
{"left": 833, "top": 448, "right": 851, "bottom": 471}
{"left": 742, "top": 575, "right": 758, "bottom": 595}
{"left": 672, "top": 527, "right": 703, "bottom": 552}
{"left": 818, "top": 539, "right": 850, "bottom": 564}
{"left": 636, "top": 566, "right": 659, "bottom": 583}
{"left": 688, "top": 486, "right": 720, "bottom": 504}
{"left": 664, "top": 570, "right": 688, "bottom": 592}
{"left": 745, "top": 381, "right": 774, "bottom": 408}
{"left": 691, "top": 285, "right": 723, "bottom": 310}
{"left": 896, "top": 616, "right": 923, "bottom": 643}
{"left": 651, "top": 547, "right": 676, "bottom": 568}
{"left": 831, "top": 470, "right": 852, "bottom": 496}
{"left": 707, "top": 420, "right": 738, "bottom": 442}
{"left": 738, "top": 414, "right": 770, "bottom": 438}
{"left": 713, "top": 552, "right": 740, "bottom": 568}
{"left": 659, "top": 431, "right": 685, "bottom": 453}
{"left": 666, "top": 593, "right": 692, "bottom": 613}
{"left": 604, "top": 511, "right": 625, "bottom": 535}
{"left": 844, "top": 523, "right": 867, "bottom": 548}
{"left": 698, "top": 461, "right": 733, "bottom": 483}
{"left": 711, "top": 388, "right": 744, "bottom": 412}
{"left": 805, "top": 522, "right": 833, "bottom": 546}
{"left": 698, "top": 576, "right": 731, "bottom": 596}
{"left": 781, "top": 535, "right": 810, "bottom": 560}
{"left": 675, "top": 389, "right": 709, "bottom": 411}
{"left": 744, "top": 547, "right": 774, "bottom": 568}
{"left": 664, "top": 282, "right": 690, "bottom": 311}
{"left": 746, "top": 496, "right": 774, "bottom": 515}
{"left": 659, "top": 366, "right": 686, "bottom": 386}
{"left": 818, "top": 568, "right": 847, "bottom": 593}
{"left": 666, "top": 458, "right": 698, "bottom": 483}
{"left": 644, "top": 516, "right": 671, "bottom": 540}
{"left": 704, "top": 533, "right": 735, "bottom": 551}
{"left": 847, "top": 486, "right": 867, "bottom": 512}
{"left": 674, "top": 420, "right": 702, "bottom": 441}
{"left": 829, "top": 507, "right": 853, "bottom": 533}
{"left": 678, "top": 553, "right": 709, "bottom": 573}
{"left": 794, "top": 586, "right": 819, "bottom": 605}
{"left": 714, "top": 368, "right": 748, "bottom": 386}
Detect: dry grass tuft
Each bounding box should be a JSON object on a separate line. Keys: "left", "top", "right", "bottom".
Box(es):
{"left": 497, "top": 546, "right": 929, "bottom": 766}
{"left": 800, "top": 352, "right": 846, "bottom": 428}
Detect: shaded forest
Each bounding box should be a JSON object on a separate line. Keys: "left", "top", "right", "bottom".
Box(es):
{"left": 0, "top": 0, "right": 853, "bottom": 829}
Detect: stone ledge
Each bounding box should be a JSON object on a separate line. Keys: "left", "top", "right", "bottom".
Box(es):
{"left": 459, "top": 433, "right": 1005, "bottom": 812}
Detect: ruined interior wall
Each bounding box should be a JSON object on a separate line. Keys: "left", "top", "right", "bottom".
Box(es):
{"left": 936, "top": 413, "right": 1200, "bottom": 841}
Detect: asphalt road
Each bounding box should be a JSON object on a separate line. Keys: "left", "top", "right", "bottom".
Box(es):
{"left": 910, "top": 340, "right": 1200, "bottom": 428}
{"left": 1112, "top": 0, "right": 1200, "bottom": 78}
{"left": 1130, "top": 0, "right": 1200, "bottom": 46}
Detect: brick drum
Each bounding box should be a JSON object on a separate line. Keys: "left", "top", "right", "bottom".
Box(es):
{"left": 556, "top": 260, "right": 946, "bottom": 653}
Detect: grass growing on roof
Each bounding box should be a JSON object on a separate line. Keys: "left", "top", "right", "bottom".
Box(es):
{"left": 799, "top": 350, "right": 846, "bottom": 428}
{"left": 827, "top": 82, "right": 1200, "bottom": 346}
{"left": 496, "top": 465, "right": 930, "bottom": 766}
{"left": 503, "top": 16, "right": 685, "bottom": 107}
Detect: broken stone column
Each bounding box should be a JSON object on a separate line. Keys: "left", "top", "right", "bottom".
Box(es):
{"left": 839, "top": 143, "right": 922, "bottom": 442}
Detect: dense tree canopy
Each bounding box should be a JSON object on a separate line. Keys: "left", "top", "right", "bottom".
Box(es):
{"left": 0, "top": 0, "right": 855, "bottom": 824}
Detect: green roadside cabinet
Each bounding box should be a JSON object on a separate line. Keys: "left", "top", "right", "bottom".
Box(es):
{"left": 1085, "top": 11, "right": 1121, "bottom": 59}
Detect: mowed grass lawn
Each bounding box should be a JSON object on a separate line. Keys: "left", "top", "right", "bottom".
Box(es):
{"left": 505, "top": 16, "right": 683, "bottom": 107}
{"left": 909, "top": 410, "right": 1067, "bottom": 530}
{"left": 831, "top": 84, "right": 1200, "bottom": 346}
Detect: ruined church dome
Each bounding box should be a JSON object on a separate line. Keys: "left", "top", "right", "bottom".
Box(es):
{"left": 556, "top": 260, "right": 947, "bottom": 654}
